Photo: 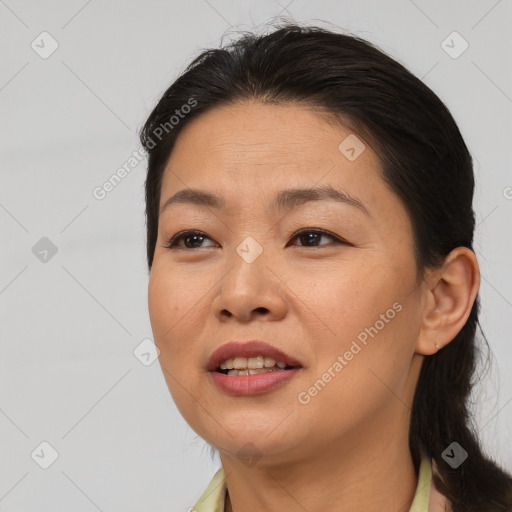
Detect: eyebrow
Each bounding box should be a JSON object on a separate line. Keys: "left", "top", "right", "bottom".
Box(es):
{"left": 159, "top": 185, "right": 370, "bottom": 216}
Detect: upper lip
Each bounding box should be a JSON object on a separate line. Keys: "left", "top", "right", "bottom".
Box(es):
{"left": 207, "top": 340, "right": 303, "bottom": 372}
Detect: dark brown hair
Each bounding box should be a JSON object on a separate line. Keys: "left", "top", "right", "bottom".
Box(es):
{"left": 140, "top": 22, "right": 512, "bottom": 511}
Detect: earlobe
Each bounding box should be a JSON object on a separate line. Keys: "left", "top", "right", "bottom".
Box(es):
{"left": 415, "top": 247, "right": 480, "bottom": 356}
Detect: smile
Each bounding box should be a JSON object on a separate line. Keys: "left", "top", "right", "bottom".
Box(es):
{"left": 208, "top": 340, "right": 303, "bottom": 395}
{"left": 217, "top": 356, "right": 295, "bottom": 376}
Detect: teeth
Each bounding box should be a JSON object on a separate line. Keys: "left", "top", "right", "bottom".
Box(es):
{"left": 233, "top": 357, "right": 247, "bottom": 369}
{"left": 226, "top": 367, "right": 285, "bottom": 376}
{"left": 248, "top": 356, "right": 264, "bottom": 369}
{"left": 248, "top": 368, "right": 268, "bottom": 375}
{"left": 264, "top": 357, "right": 276, "bottom": 367}
{"left": 220, "top": 359, "right": 233, "bottom": 370}
{"left": 219, "top": 355, "right": 286, "bottom": 371}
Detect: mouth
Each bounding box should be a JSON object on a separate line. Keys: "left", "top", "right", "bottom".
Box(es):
{"left": 216, "top": 356, "right": 300, "bottom": 376}
{"left": 207, "top": 340, "right": 303, "bottom": 395}
{"left": 208, "top": 340, "right": 303, "bottom": 373}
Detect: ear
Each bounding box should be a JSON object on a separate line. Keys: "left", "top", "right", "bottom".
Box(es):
{"left": 415, "top": 247, "right": 480, "bottom": 356}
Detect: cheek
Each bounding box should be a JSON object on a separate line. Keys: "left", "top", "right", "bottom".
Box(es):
{"left": 298, "top": 304, "right": 417, "bottom": 438}
{"left": 148, "top": 266, "right": 203, "bottom": 366}
{"left": 148, "top": 262, "right": 207, "bottom": 327}
{"left": 305, "top": 260, "right": 398, "bottom": 345}
{"left": 148, "top": 267, "right": 209, "bottom": 420}
{"left": 148, "top": 271, "right": 176, "bottom": 344}
{"left": 305, "top": 256, "right": 418, "bottom": 392}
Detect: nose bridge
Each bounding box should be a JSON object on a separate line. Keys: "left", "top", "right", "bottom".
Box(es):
{"left": 214, "top": 235, "right": 285, "bottom": 321}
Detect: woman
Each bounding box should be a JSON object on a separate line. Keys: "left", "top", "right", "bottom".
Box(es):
{"left": 140, "top": 23, "right": 512, "bottom": 511}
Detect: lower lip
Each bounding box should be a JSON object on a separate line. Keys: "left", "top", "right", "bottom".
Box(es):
{"left": 210, "top": 368, "right": 301, "bottom": 395}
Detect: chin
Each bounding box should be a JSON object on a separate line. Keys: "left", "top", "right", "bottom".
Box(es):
{"left": 198, "top": 419, "right": 304, "bottom": 460}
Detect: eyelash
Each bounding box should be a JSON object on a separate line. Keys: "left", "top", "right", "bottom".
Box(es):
{"left": 163, "top": 228, "right": 350, "bottom": 250}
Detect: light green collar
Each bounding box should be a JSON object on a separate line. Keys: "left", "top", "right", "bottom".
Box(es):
{"left": 193, "top": 453, "right": 432, "bottom": 512}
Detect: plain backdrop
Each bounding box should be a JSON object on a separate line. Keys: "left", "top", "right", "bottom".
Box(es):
{"left": 1, "top": 1, "right": 511, "bottom": 510}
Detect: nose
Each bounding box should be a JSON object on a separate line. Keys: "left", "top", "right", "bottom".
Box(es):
{"left": 212, "top": 247, "right": 287, "bottom": 323}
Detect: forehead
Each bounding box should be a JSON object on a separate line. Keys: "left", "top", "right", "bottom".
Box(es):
{"left": 160, "top": 101, "right": 383, "bottom": 201}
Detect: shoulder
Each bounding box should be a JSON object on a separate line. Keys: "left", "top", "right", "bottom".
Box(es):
{"left": 191, "top": 467, "right": 227, "bottom": 512}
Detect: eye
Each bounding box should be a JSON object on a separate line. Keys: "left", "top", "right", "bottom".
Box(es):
{"left": 288, "top": 228, "right": 349, "bottom": 248}
{"left": 163, "top": 230, "right": 217, "bottom": 250}
{"left": 164, "top": 228, "right": 349, "bottom": 250}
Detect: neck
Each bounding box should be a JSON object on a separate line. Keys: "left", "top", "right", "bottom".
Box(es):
{"left": 221, "top": 410, "right": 418, "bottom": 512}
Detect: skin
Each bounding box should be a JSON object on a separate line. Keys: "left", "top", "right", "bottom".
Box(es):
{"left": 148, "top": 100, "right": 480, "bottom": 512}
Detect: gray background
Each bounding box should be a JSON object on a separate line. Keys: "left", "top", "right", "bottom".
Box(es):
{"left": 1, "top": 1, "right": 511, "bottom": 510}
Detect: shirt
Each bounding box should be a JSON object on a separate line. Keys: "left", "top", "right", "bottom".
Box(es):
{"left": 191, "top": 452, "right": 451, "bottom": 512}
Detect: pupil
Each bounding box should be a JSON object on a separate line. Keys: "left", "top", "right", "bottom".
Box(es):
{"left": 301, "top": 233, "right": 319, "bottom": 246}
{"left": 186, "top": 235, "right": 203, "bottom": 248}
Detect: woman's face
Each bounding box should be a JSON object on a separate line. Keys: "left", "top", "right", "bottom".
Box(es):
{"left": 148, "top": 100, "right": 426, "bottom": 462}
